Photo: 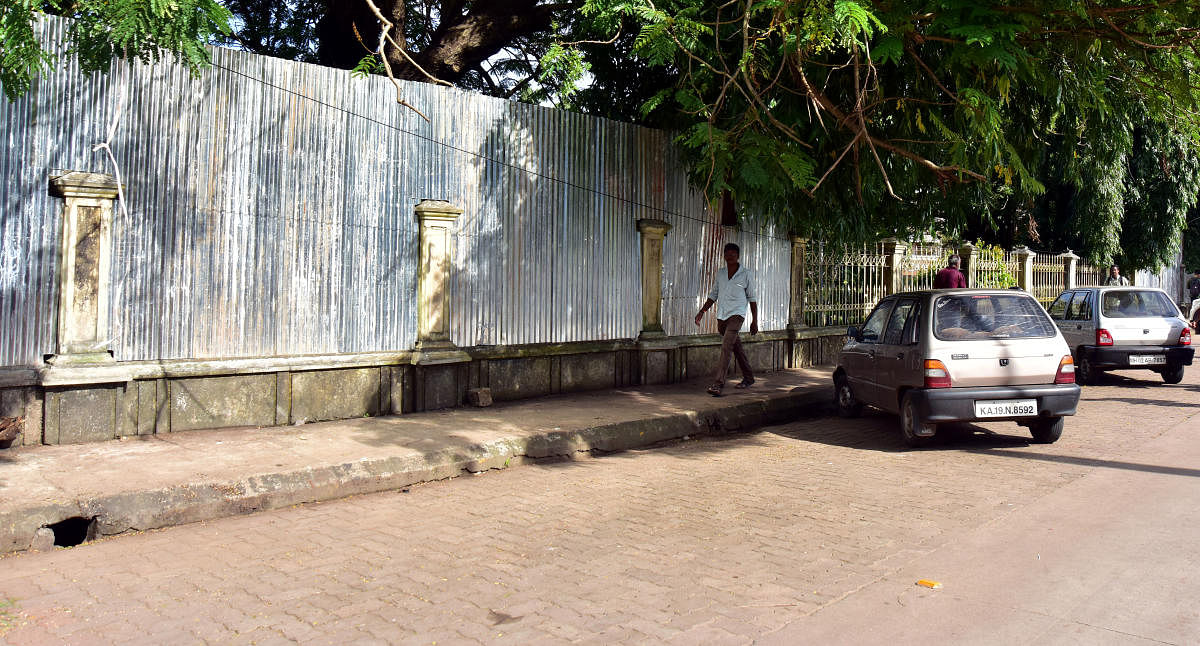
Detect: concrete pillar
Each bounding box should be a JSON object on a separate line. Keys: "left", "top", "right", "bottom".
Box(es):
{"left": 47, "top": 172, "right": 119, "bottom": 365}
{"left": 636, "top": 219, "right": 672, "bottom": 339}
{"left": 414, "top": 200, "right": 463, "bottom": 349}
{"left": 410, "top": 200, "right": 470, "bottom": 411}
{"left": 1061, "top": 250, "right": 1079, "bottom": 290}
{"left": 634, "top": 219, "right": 678, "bottom": 385}
{"left": 787, "top": 236, "right": 808, "bottom": 330}
{"left": 38, "top": 172, "right": 131, "bottom": 443}
{"left": 1013, "top": 245, "right": 1034, "bottom": 290}
{"left": 958, "top": 243, "right": 977, "bottom": 287}
{"left": 412, "top": 200, "right": 469, "bottom": 366}
{"left": 882, "top": 238, "right": 907, "bottom": 296}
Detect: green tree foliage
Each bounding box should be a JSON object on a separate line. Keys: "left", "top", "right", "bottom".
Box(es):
{"left": 6, "top": 0, "right": 1200, "bottom": 269}
{"left": 0, "top": 0, "right": 231, "bottom": 100}
{"left": 561, "top": 0, "right": 1200, "bottom": 266}
{"left": 1181, "top": 207, "right": 1200, "bottom": 274}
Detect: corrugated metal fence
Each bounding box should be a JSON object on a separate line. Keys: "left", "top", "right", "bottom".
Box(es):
{"left": 0, "top": 18, "right": 790, "bottom": 367}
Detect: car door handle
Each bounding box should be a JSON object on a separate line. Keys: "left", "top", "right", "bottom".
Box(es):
{"left": 896, "top": 352, "right": 904, "bottom": 359}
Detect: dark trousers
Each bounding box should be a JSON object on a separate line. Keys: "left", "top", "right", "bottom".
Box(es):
{"left": 713, "top": 316, "right": 753, "bottom": 385}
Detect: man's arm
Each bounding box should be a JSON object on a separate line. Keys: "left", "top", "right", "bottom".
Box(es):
{"left": 695, "top": 298, "right": 715, "bottom": 326}
{"left": 745, "top": 270, "right": 758, "bottom": 334}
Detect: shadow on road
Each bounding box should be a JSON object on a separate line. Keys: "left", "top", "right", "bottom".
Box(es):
{"left": 963, "top": 448, "right": 1200, "bottom": 478}
{"left": 1086, "top": 396, "right": 1200, "bottom": 408}
{"left": 636, "top": 413, "right": 1200, "bottom": 481}
{"left": 760, "top": 410, "right": 1037, "bottom": 453}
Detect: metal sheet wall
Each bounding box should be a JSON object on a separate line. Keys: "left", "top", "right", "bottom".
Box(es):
{"left": 0, "top": 67, "right": 60, "bottom": 368}
{"left": 445, "top": 92, "right": 645, "bottom": 347}
{"left": 0, "top": 18, "right": 790, "bottom": 366}
{"left": 659, "top": 213, "right": 790, "bottom": 337}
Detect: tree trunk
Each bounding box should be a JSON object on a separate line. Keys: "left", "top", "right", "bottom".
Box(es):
{"left": 317, "top": 0, "right": 383, "bottom": 69}
{"left": 388, "top": 0, "right": 576, "bottom": 84}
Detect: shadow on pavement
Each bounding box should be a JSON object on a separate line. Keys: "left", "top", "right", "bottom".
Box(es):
{"left": 762, "top": 412, "right": 1037, "bottom": 453}
{"left": 963, "top": 448, "right": 1200, "bottom": 479}
{"left": 650, "top": 414, "right": 1200, "bottom": 480}
{"left": 1087, "top": 396, "right": 1200, "bottom": 408}
{"left": 1083, "top": 373, "right": 1152, "bottom": 387}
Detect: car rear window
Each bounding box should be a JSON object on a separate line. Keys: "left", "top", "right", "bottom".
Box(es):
{"left": 933, "top": 293, "right": 1056, "bottom": 340}
{"left": 1100, "top": 290, "right": 1178, "bottom": 318}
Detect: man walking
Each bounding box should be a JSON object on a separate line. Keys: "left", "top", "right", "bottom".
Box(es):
{"left": 933, "top": 254, "right": 967, "bottom": 288}
{"left": 1104, "top": 264, "right": 1130, "bottom": 286}
{"left": 695, "top": 242, "right": 758, "bottom": 396}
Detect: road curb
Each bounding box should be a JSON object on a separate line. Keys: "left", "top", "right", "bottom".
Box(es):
{"left": 0, "top": 387, "right": 830, "bottom": 555}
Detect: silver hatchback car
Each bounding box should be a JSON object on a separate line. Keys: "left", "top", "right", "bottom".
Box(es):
{"left": 1047, "top": 287, "right": 1194, "bottom": 384}
{"left": 834, "top": 289, "right": 1081, "bottom": 447}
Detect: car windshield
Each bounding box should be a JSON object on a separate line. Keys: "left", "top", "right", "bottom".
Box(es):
{"left": 1100, "top": 290, "right": 1178, "bottom": 318}
{"left": 933, "top": 294, "right": 1056, "bottom": 340}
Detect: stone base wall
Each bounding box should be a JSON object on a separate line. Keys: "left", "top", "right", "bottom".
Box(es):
{"left": 0, "top": 327, "right": 846, "bottom": 447}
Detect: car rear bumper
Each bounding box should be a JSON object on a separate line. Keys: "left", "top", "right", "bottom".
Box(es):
{"left": 1079, "top": 345, "right": 1194, "bottom": 369}
{"left": 909, "top": 384, "right": 1081, "bottom": 423}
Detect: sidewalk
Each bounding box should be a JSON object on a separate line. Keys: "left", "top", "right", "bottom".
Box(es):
{"left": 0, "top": 367, "right": 832, "bottom": 555}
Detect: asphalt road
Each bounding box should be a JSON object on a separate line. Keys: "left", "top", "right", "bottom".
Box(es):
{"left": 2, "top": 368, "right": 1198, "bottom": 645}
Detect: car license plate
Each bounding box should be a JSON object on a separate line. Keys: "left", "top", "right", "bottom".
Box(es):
{"left": 1129, "top": 355, "right": 1166, "bottom": 365}
{"left": 974, "top": 399, "right": 1038, "bottom": 417}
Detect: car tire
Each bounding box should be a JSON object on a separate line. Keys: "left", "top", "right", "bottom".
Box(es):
{"left": 1162, "top": 364, "right": 1185, "bottom": 384}
{"left": 834, "top": 375, "right": 863, "bottom": 418}
{"left": 1076, "top": 351, "right": 1098, "bottom": 385}
{"left": 900, "top": 392, "right": 935, "bottom": 447}
{"left": 1029, "top": 417, "right": 1064, "bottom": 444}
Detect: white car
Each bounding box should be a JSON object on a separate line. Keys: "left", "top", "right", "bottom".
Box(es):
{"left": 1047, "top": 287, "right": 1194, "bottom": 384}
{"left": 834, "top": 289, "right": 1081, "bottom": 447}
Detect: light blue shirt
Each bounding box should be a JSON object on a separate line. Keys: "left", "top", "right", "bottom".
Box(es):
{"left": 707, "top": 265, "right": 757, "bottom": 321}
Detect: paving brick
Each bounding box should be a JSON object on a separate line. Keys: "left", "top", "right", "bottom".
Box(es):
{"left": 0, "top": 371, "right": 1196, "bottom": 643}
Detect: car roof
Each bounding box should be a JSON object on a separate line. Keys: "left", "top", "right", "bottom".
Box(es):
{"left": 891, "top": 288, "right": 1033, "bottom": 298}
{"left": 1067, "top": 286, "right": 1169, "bottom": 294}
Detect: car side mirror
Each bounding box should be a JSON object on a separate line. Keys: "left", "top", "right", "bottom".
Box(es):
{"left": 847, "top": 326, "right": 862, "bottom": 342}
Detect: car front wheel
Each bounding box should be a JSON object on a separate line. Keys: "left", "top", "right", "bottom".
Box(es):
{"left": 1161, "top": 364, "right": 1185, "bottom": 384}
{"left": 834, "top": 375, "right": 863, "bottom": 418}
{"left": 900, "top": 392, "right": 935, "bottom": 447}
{"left": 1029, "top": 417, "right": 1064, "bottom": 444}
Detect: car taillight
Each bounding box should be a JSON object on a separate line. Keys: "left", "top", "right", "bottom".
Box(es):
{"left": 1181, "top": 327, "right": 1192, "bottom": 346}
{"left": 1096, "top": 329, "right": 1113, "bottom": 346}
{"left": 1055, "top": 355, "right": 1076, "bottom": 384}
{"left": 924, "top": 359, "right": 952, "bottom": 388}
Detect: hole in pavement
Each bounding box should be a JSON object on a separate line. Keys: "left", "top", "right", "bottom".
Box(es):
{"left": 48, "top": 517, "right": 96, "bottom": 547}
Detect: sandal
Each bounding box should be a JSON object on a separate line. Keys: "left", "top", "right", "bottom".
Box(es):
{"left": 734, "top": 379, "right": 754, "bottom": 389}
{"left": 706, "top": 384, "right": 723, "bottom": 397}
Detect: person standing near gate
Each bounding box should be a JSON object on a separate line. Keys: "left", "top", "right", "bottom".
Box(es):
{"left": 695, "top": 243, "right": 758, "bottom": 397}
{"left": 933, "top": 254, "right": 967, "bottom": 288}
{"left": 1104, "top": 264, "right": 1130, "bottom": 286}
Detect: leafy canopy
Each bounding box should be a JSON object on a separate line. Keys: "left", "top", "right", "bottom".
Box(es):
{"left": 560, "top": 0, "right": 1200, "bottom": 266}
{"left": 5, "top": 0, "right": 1200, "bottom": 269}
{"left": 0, "top": 0, "right": 230, "bottom": 100}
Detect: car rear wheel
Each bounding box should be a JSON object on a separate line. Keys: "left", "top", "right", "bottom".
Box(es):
{"left": 1029, "top": 417, "right": 1064, "bottom": 444}
{"left": 1076, "top": 351, "right": 1098, "bottom": 385}
{"left": 900, "top": 392, "right": 935, "bottom": 448}
{"left": 834, "top": 375, "right": 863, "bottom": 418}
{"left": 1161, "top": 364, "right": 1185, "bottom": 384}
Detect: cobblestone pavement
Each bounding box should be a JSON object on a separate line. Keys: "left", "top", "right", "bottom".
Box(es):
{"left": 2, "top": 369, "right": 1198, "bottom": 645}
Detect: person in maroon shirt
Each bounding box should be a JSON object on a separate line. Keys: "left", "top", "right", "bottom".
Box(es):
{"left": 933, "top": 254, "right": 967, "bottom": 288}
